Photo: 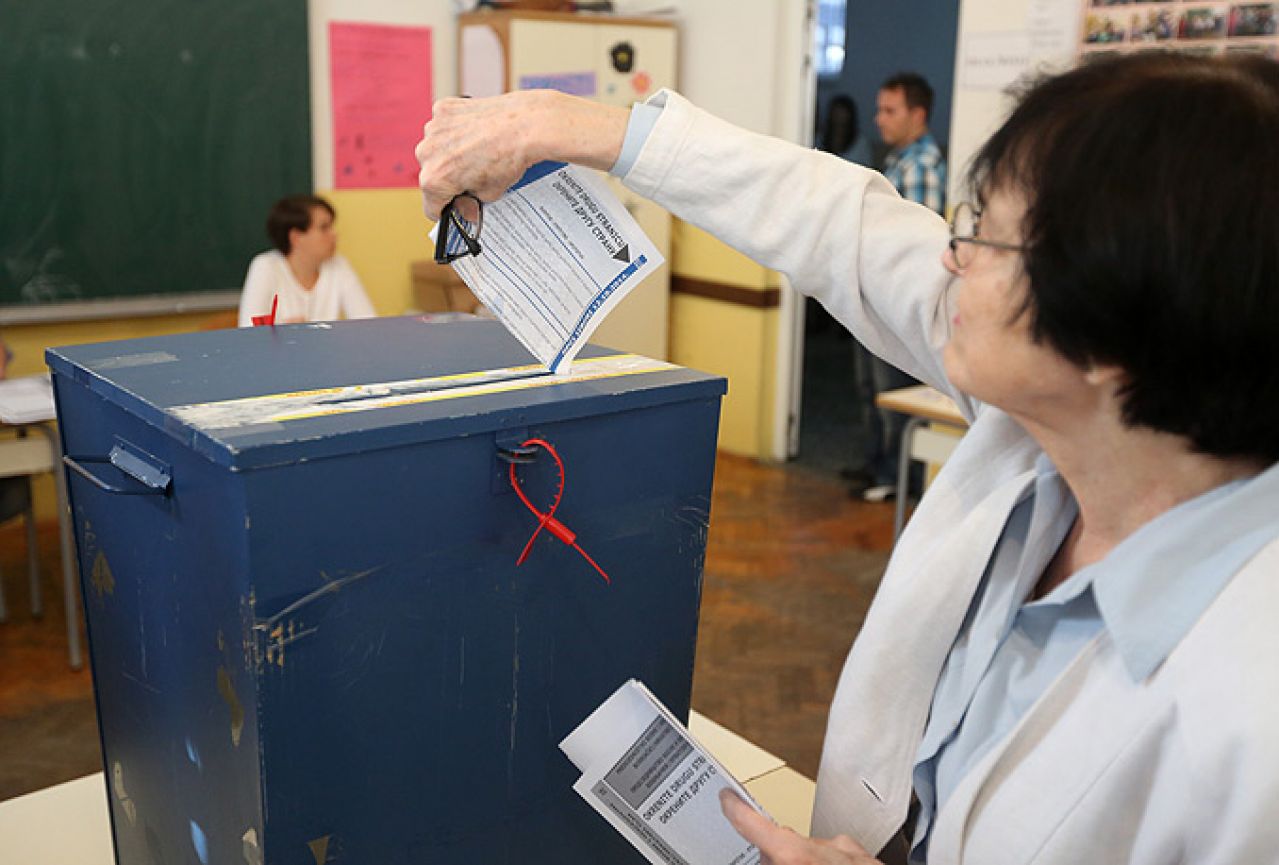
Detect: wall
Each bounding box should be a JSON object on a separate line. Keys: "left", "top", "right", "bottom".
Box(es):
{"left": 815, "top": 0, "right": 961, "bottom": 160}
{"left": 665, "top": 0, "right": 811, "bottom": 459}
{"left": 309, "top": 0, "right": 457, "bottom": 315}
{"left": 11, "top": 0, "right": 816, "bottom": 527}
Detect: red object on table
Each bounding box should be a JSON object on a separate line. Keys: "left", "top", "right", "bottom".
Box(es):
{"left": 251, "top": 295, "right": 278, "bottom": 327}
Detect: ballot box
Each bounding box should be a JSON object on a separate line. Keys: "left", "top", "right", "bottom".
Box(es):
{"left": 47, "top": 317, "right": 725, "bottom": 865}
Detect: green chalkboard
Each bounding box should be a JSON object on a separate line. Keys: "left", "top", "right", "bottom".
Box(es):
{"left": 0, "top": 0, "right": 310, "bottom": 315}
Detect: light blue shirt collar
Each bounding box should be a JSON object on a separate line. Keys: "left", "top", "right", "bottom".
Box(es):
{"left": 1036, "top": 456, "right": 1279, "bottom": 682}
{"left": 1089, "top": 459, "right": 1279, "bottom": 681}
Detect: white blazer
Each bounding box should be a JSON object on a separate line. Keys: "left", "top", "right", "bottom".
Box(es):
{"left": 621, "top": 91, "right": 1279, "bottom": 864}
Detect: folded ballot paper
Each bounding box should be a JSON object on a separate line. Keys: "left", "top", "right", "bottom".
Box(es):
{"left": 436, "top": 162, "right": 664, "bottom": 374}
{"left": 560, "top": 680, "right": 767, "bottom": 865}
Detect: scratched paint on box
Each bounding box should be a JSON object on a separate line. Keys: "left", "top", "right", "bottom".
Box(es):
{"left": 167, "top": 354, "right": 676, "bottom": 430}
{"left": 308, "top": 835, "right": 332, "bottom": 864}
{"left": 91, "top": 550, "right": 115, "bottom": 598}
{"left": 217, "top": 666, "right": 245, "bottom": 746}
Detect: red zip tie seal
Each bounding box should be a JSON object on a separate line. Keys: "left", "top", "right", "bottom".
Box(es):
{"left": 508, "top": 437, "right": 610, "bottom": 585}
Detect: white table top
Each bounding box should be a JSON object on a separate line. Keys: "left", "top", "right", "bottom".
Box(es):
{"left": 0, "top": 712, "right": 815, "bottom": 862}
{"left": 0, "top": 374, "right": 56, "bottom": 425}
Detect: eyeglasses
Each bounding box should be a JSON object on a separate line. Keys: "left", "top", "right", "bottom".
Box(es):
{"left": 948, "top": 202, "right": 1026, "bottom": 270}
{"left": 434, "top": 192, "right": 484, "bottom": 264}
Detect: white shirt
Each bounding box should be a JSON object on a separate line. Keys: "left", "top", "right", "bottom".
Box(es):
{"left": 236, "top": 250, "right": 376, "bottom": 327}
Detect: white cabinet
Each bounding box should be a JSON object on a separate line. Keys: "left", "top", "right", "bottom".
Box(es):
{"left": 459, "top": 11, "right": 677, "bottom": 360}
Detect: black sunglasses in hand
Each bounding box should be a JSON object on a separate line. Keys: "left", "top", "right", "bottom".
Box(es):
{"left": 434, "top": 192, "right": 484, "bottom": 264}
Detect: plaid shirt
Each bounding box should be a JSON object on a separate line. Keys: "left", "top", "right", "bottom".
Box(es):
{"left": 883, "top": 132, "right": 946, "bottom": 215}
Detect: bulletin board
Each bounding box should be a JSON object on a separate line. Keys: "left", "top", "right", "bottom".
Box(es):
{"left": 1081, "top": 2, "right": 1278, "bottom": 59}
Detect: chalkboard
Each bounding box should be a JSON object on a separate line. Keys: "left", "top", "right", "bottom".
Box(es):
{"left": 0, "top": 0, "right": 310, "bottom": 316}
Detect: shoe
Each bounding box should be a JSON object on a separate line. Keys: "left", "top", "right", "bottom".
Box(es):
{"left": 861, "top": 484, "right": 896, "bottom": 503}
{"left": 839, "top": 466, "right": 873, "bottom": 484}
{"left": 841, "top": 467, "right": 875, "bottom": 497}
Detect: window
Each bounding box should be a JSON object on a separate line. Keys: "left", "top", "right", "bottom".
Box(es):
{"left": 813, "top": 0, "right": 847, "bottom": 77}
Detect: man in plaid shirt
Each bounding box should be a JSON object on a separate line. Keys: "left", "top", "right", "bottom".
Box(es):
{"left": 850, "top": 72, "right": 947, "bottom": 503}
{"left": 878, "top": 73, "right": 947, "bottom": 216}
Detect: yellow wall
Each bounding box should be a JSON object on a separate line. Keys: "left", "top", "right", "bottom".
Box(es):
{"left": 668, "top": 221, "right": 780, "bottom": 458}
{"left": 322, "top": 188, "right": 435, "bottom": 315}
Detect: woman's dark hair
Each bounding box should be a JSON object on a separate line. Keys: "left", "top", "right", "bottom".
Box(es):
{"left": 968, "top": 52, "right": 1279, "bottom": 463}
{"left": 821, "top": 94, "right": 859, "bottom": 154}
{"left": 266, "top": 195, "right": 335, "bottom": 254}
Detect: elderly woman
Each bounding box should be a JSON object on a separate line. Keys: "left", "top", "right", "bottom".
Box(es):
{"left": 416, "top": 53, "right": 1279, "bottom": 864}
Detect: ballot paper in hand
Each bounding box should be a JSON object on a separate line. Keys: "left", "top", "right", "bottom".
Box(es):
{"left": 439, "top": 162, "right": 664, "bottom": 374}
{"left": 560, "top": 679, "right": 766, "bottom": 865}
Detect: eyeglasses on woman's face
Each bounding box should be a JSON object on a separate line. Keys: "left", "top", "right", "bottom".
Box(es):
{"left": 947, "top": 201, "right": 1027, "bottom": 271}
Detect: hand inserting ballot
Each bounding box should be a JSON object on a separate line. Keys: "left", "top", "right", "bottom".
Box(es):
{"left": 415, "top": 89, "right": 629, "bottom": 221}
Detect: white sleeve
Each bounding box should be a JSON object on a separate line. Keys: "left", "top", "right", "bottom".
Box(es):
{"left": 333, "top": 257, "right": 376, "bottom": 320}
{"left": 619, "top": 90, "right": 971, "bottom": 416}
{"left": 237, "top": 255, "right": 276, "bottom": 327}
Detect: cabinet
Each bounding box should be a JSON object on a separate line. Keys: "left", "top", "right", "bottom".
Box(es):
{"left": 459, "top": 11, "right": 678, "bottom": 361}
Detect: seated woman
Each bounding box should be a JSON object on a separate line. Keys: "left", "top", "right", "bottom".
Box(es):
{"left": 237, "top": 195, "right": 376, "bottom": 326}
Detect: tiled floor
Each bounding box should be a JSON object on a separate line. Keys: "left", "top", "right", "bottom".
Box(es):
{"left": 0, "top": 452, "right": 892, "bottom": 802}
{"left": 0, "top": 522, "right": 99, "bottom": 801}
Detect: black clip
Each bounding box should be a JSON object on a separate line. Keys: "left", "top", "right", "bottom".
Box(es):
{"left": 496, "top": 440, "right": 539, "bottom": 465}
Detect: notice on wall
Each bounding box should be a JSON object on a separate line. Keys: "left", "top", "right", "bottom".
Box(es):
{"left": 1027, "top": 0, "right": 1082, "bottom": 56}
{"left": 960, "top": 30, "right": 1033, "bottom": 91}
{"left": 517, "top": 71, "right": 598, "bottom": 97}
{"left": 460, "top": 25, "right": 505, "bottom": 99}
{"left": 330, "top": 22, "right": 433, "bottom": 189}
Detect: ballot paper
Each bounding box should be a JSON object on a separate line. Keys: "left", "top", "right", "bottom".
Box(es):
{"left": 0, "top": 374, "right": 56, "bottom": 425}
{"left": 439, "top": 162, "right": 664, "bottom": 374}
{"left": 560, "top": 680, "right": 766, "bottom": 865}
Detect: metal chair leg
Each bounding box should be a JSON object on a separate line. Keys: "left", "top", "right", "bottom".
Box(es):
{"left": 25, "top": 494, "right": 41, "bottom": 618}
{"left": 31, "top": 422, "right": 82, "bottom": 669}
{"left": 892, "top": 417, "right": 924, "bottom": 542}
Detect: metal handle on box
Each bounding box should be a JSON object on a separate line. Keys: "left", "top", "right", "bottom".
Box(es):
{"left": 495, "top": 429, "right": 538, "bottom": 465}
{"left": 495, "top": 444, "right": 539, "bottom": 465}
{"left": 64, "top": 442, "right": 172, "bottom": 496}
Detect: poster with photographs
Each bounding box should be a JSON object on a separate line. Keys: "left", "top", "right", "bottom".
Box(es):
{"left": 1082, "top": 2, "right": 1278, "bottom": 60}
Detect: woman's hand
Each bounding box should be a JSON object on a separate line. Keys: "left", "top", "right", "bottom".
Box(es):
{"left": 720, "top": 789, "right": 882, "bottom": 865}
{"left": 415, "top": 89, "right": 630, "bottom": 220}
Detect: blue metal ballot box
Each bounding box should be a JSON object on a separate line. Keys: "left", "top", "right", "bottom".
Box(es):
{"left": 47, "top": 317, "right": 726, "bottom": 865}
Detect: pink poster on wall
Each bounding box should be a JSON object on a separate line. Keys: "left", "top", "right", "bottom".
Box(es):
{"left": 329, "top": 21, "right": 433, "bottom": 189}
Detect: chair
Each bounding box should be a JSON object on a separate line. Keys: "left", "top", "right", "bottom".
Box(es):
{"left": 0, "top": 472, "right": 39, "bottom": 622}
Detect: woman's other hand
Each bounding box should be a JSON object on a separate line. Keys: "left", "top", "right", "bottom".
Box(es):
{"left": 415, "top": 89, "right": 630, "bottom": 220}
{"left": 720, "top": 789, "right": 882, "bottom": 865}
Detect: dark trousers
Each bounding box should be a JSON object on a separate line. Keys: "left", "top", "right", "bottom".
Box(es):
{"left": 855, "top": 342, "right": 919, "bottom": 487}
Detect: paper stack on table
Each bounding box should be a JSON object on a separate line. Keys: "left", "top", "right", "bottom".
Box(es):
{"left": 436, "top": 162, "right": 665, "bottom": 374}
{"left": 0, "top": 374, "right": 56, "bottom": 425}
{"left": 560, "top": 679, "right": 767, "bottom": 865}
